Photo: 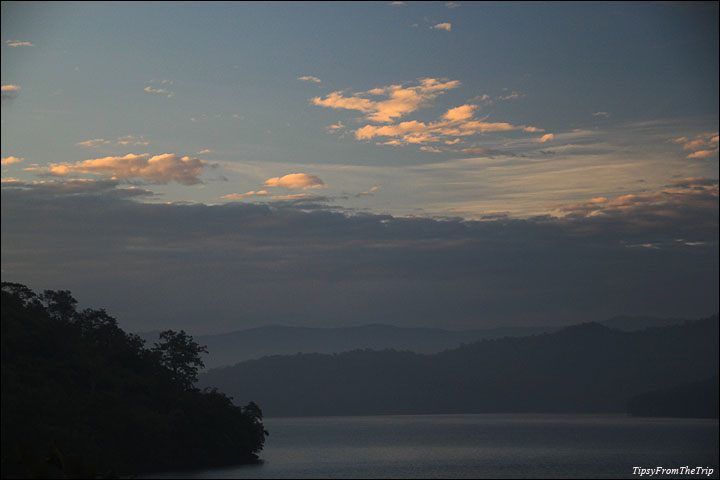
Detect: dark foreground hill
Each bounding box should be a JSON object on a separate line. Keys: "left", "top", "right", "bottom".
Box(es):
{"left": 198, "top": 316, "right": 719, "bottom": 418}
{"left": 138, "top": 315, "right": 689, "bottom": 369}
{"left": 628, "top": 376, "right": 719, "bottom": 418}
{"left": 1, "top": 283, "right": 267, "bottom": 478}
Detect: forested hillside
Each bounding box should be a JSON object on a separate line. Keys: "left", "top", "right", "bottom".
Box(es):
{"left": 1, "top": 283, "right": 267, "bottom": 478}
{"left": 199, "top": 317, "right": 719, "bottom": 417}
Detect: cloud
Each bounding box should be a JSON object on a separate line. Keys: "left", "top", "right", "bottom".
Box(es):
{"left": 535, "top": 133, "right": 555, "bottom": 143}
{"left": 557, "top": 178, "right": 719, "bottom": 222}
{"left": 77, "top": 136, "right": 149, "bottom": 148}
{"left": 221, "top": 190, "right": 269, "bottom": 200}
{"left": 48, "top": 153, "right": 205, "bottom": 185}
{"left": 264, "top": 173, "right": 326, "bottom": 190}
{"left": 592, "top": 111, "right": 610, "bottom": 118}
{"left": 5, "top": 40, "right": 34, "bottom": 47}
{"left": 445, "top": 2, "right": 461, "bottom": 7}
{"left": 267, "top": 193, "right": 326, "bottom": 201}
{"left": 2, "top": 84, "right": 21, "bottom": 101}
{"left": 459, "top": 147, "right": 515, "bottom": 157}
{"left": 197, "top": 149, "right": 214, "bottom": 155}
{"left": 687, "top": 149, "right": 718, "bottom": 159}
{"left": 388, "top": 1, "right": 405, "bottom": 5}
{"left": 354, "top": 104, "right": 542, "bottom": 145}
{"left": 312, "top": 78, "right": 461, "bottom": 123}
{"left": 144, "top": 86, "right": 174, "bottom": 98}
{"left": 442, "top": 105, "right": 476, "bottom": 122}
{"left": 2, "top": 185, "right": 716, "bottom": 332}
{"left": 313, "top": 79, "right": 544, "bottom": 148}
{"left": 298, "top": 76, "right": 321, "bottom": 83}
{"left": 420, "top": 146, "right": 443, "bottom": 153}
{"left": 432, "top": 23, "right": 452, "bottom": 31}
{"left": 498, "top": 92, "right": 523, "bottom": 101}
{"left": 356, "top": 186, "right": 379, "bottom": 197}
{"left": 0, "top": 178, "right": 154, "bottom": 197}
{"left": 1, "top": 156, "right": 24, "bottom": 166}
{"left": 116, "top": 135, "right": 149, "bottom": 146}
{"left": 672, "top": 132, "right": 719, "bottom": 159}
{"left": 77, "top": 139, "right": 110, "bottom": 148}
{"left": 326, "top": 122, "right": 345, "bottom": 133}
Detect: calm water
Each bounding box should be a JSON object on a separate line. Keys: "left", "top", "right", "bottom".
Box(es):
{"left": 149, "top": 414, "right": 719, "bottom": 479}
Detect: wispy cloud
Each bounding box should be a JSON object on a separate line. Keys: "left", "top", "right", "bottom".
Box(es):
{"left": 312, "top": 78, "right": 461, "bottom": 123}
{"left": 535, "top": 133, "right": 554, "bottom": 143}
{"left": 144, "top": 85, "right": 174, "bottom": 98}
{"left": 117, "top": 135, "right": 149, "bottom": 146}
{"left": 1, "top": 156, "right": 24, "bottom": 166}
{"left": 298, "top": 75, "right": 321, "bottom": 83}
{"left": 4, "top": 40, "right": 34, "bottom": 47}
{"left": 197, "top": 149, "right": 214, "bottom": 155}
{"left": 431, "top": 23, "right": 452, "bottom": 31}
{"left": 264, "top": 173, "right": 326, "bottom": 190}
{"left": 420, "top": 146, "right": 442, "bottom": 153}
{"left": 77, "top": 139, "right": 110, "bottom": 148}
{"left": 592, "top": 111, "right": 610, "bottom": 118}
{"left": 498, "top": 91, "right": 523, "bottom": 101}
{"left": 445, "top": 2, "right": 461, "bottom": 8}
{"left": 48, "top": 153, "right": 205, "bottom": 185}
{"left": 356, "top": 186, "right": 379, "bottom": 197}
{"left": 388, "top": 1, "right": 405, "bottom": 5}
{"left": 326, "top": 122, "right": 345, "bottom": 133}
{"left": 671, "top": 132, "right": 719, "bottom": 159}
{"left": 557, "top": 177, "right": 719, "bottom": 221}
{"left": 221, "top": 190, "right": 269, "bottom": 200}
{"left": 77, "top": 135, "right": 148, "bottom": 148}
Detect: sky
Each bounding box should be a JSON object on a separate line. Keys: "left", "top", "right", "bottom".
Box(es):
{"left": 1, "top": 1, "right": 718, "bottom": 334}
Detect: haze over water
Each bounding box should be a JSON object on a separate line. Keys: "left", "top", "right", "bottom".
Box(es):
{"left": 150, "top": 414, "right": 719, "bottom": 479}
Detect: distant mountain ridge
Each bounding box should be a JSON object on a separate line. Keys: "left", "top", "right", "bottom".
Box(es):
{"left": 198, "top": 316, "right": 719, "bottom": 418}
{"left": 136, "top": 315, "right": 697, "bottom": 369}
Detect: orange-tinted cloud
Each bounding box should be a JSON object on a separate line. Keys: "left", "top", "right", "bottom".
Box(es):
{"left": 354, "top": 104, "right": 541, "bottom": 145}
{"left": 671, "top": 132, "right": 718, "bottom": 159}
{"left": 144, "top": 86, "right": 174, "bottom": 98}
{"left": 264, "top": 173, "right": 326, "bottom": 189}
{"left": 326, "top": 122, "right": 345, "bottom": 133}
{"left": 298, "top": 76, "right": 321, "bottom": 83}
{"left": 77, "top": 136, "right": 148, "bottom": 147}
{"left": 558, "top": 178, "right": 719, "bottom": 218}
{"left": 432, "top": 23, "right": 452, "bottom": 31}
{"left": 442, "top": 105, "right": 476, "bottom": 122}
{"left": 49, "top": 153, "right": 205, "bottom": 185}
{"left": 221, "top": 190, "right": 269, "bottom": 200}
{"left": 687, "top": 149, "right": 717, "bottom": 159}
{"left": 5, "top": 40, "right": 34, "bottom": 47}
{"left": 535, "top": 133, "right": 554, "bottom": 143}
{"left": 312, "top": 78, "right": 461, "bottom": 123}
{"left": 1, "top": 156, "right": 24, "bottom": 165}
{"left": 1, "top": 84, "right": 21, "bottom": 100}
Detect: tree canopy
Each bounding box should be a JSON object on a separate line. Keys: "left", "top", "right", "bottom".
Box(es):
{"left": 1, "top": 282, "right": 267, "bottom": 478}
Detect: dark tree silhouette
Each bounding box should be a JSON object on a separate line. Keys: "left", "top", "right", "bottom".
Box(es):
{"left": 153, "top": 330, "right": 208, "bottom": 390}
{"left": 1, "top": 282, "right": 267, "bottom": 477}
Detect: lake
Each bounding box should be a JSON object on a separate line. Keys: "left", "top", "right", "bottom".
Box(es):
{"left": 149, "top": 414, "right": 719, "bottom": 479}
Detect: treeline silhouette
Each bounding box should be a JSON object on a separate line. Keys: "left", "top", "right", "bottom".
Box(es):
{"left": 137, "top": 315, "right": 690, "bottom": 370}
{"left": 1, "top": 283, "right": 267, "bottom": 478}
{"left": 199, "top": 317, "right": 719, "bottom": 418}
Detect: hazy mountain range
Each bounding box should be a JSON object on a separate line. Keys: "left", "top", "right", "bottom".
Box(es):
{"left": 198, "top": 316, "right": 719, "bottom": 418}
{"left": 136, "top": 315, "right": 693, "bottom": 370}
